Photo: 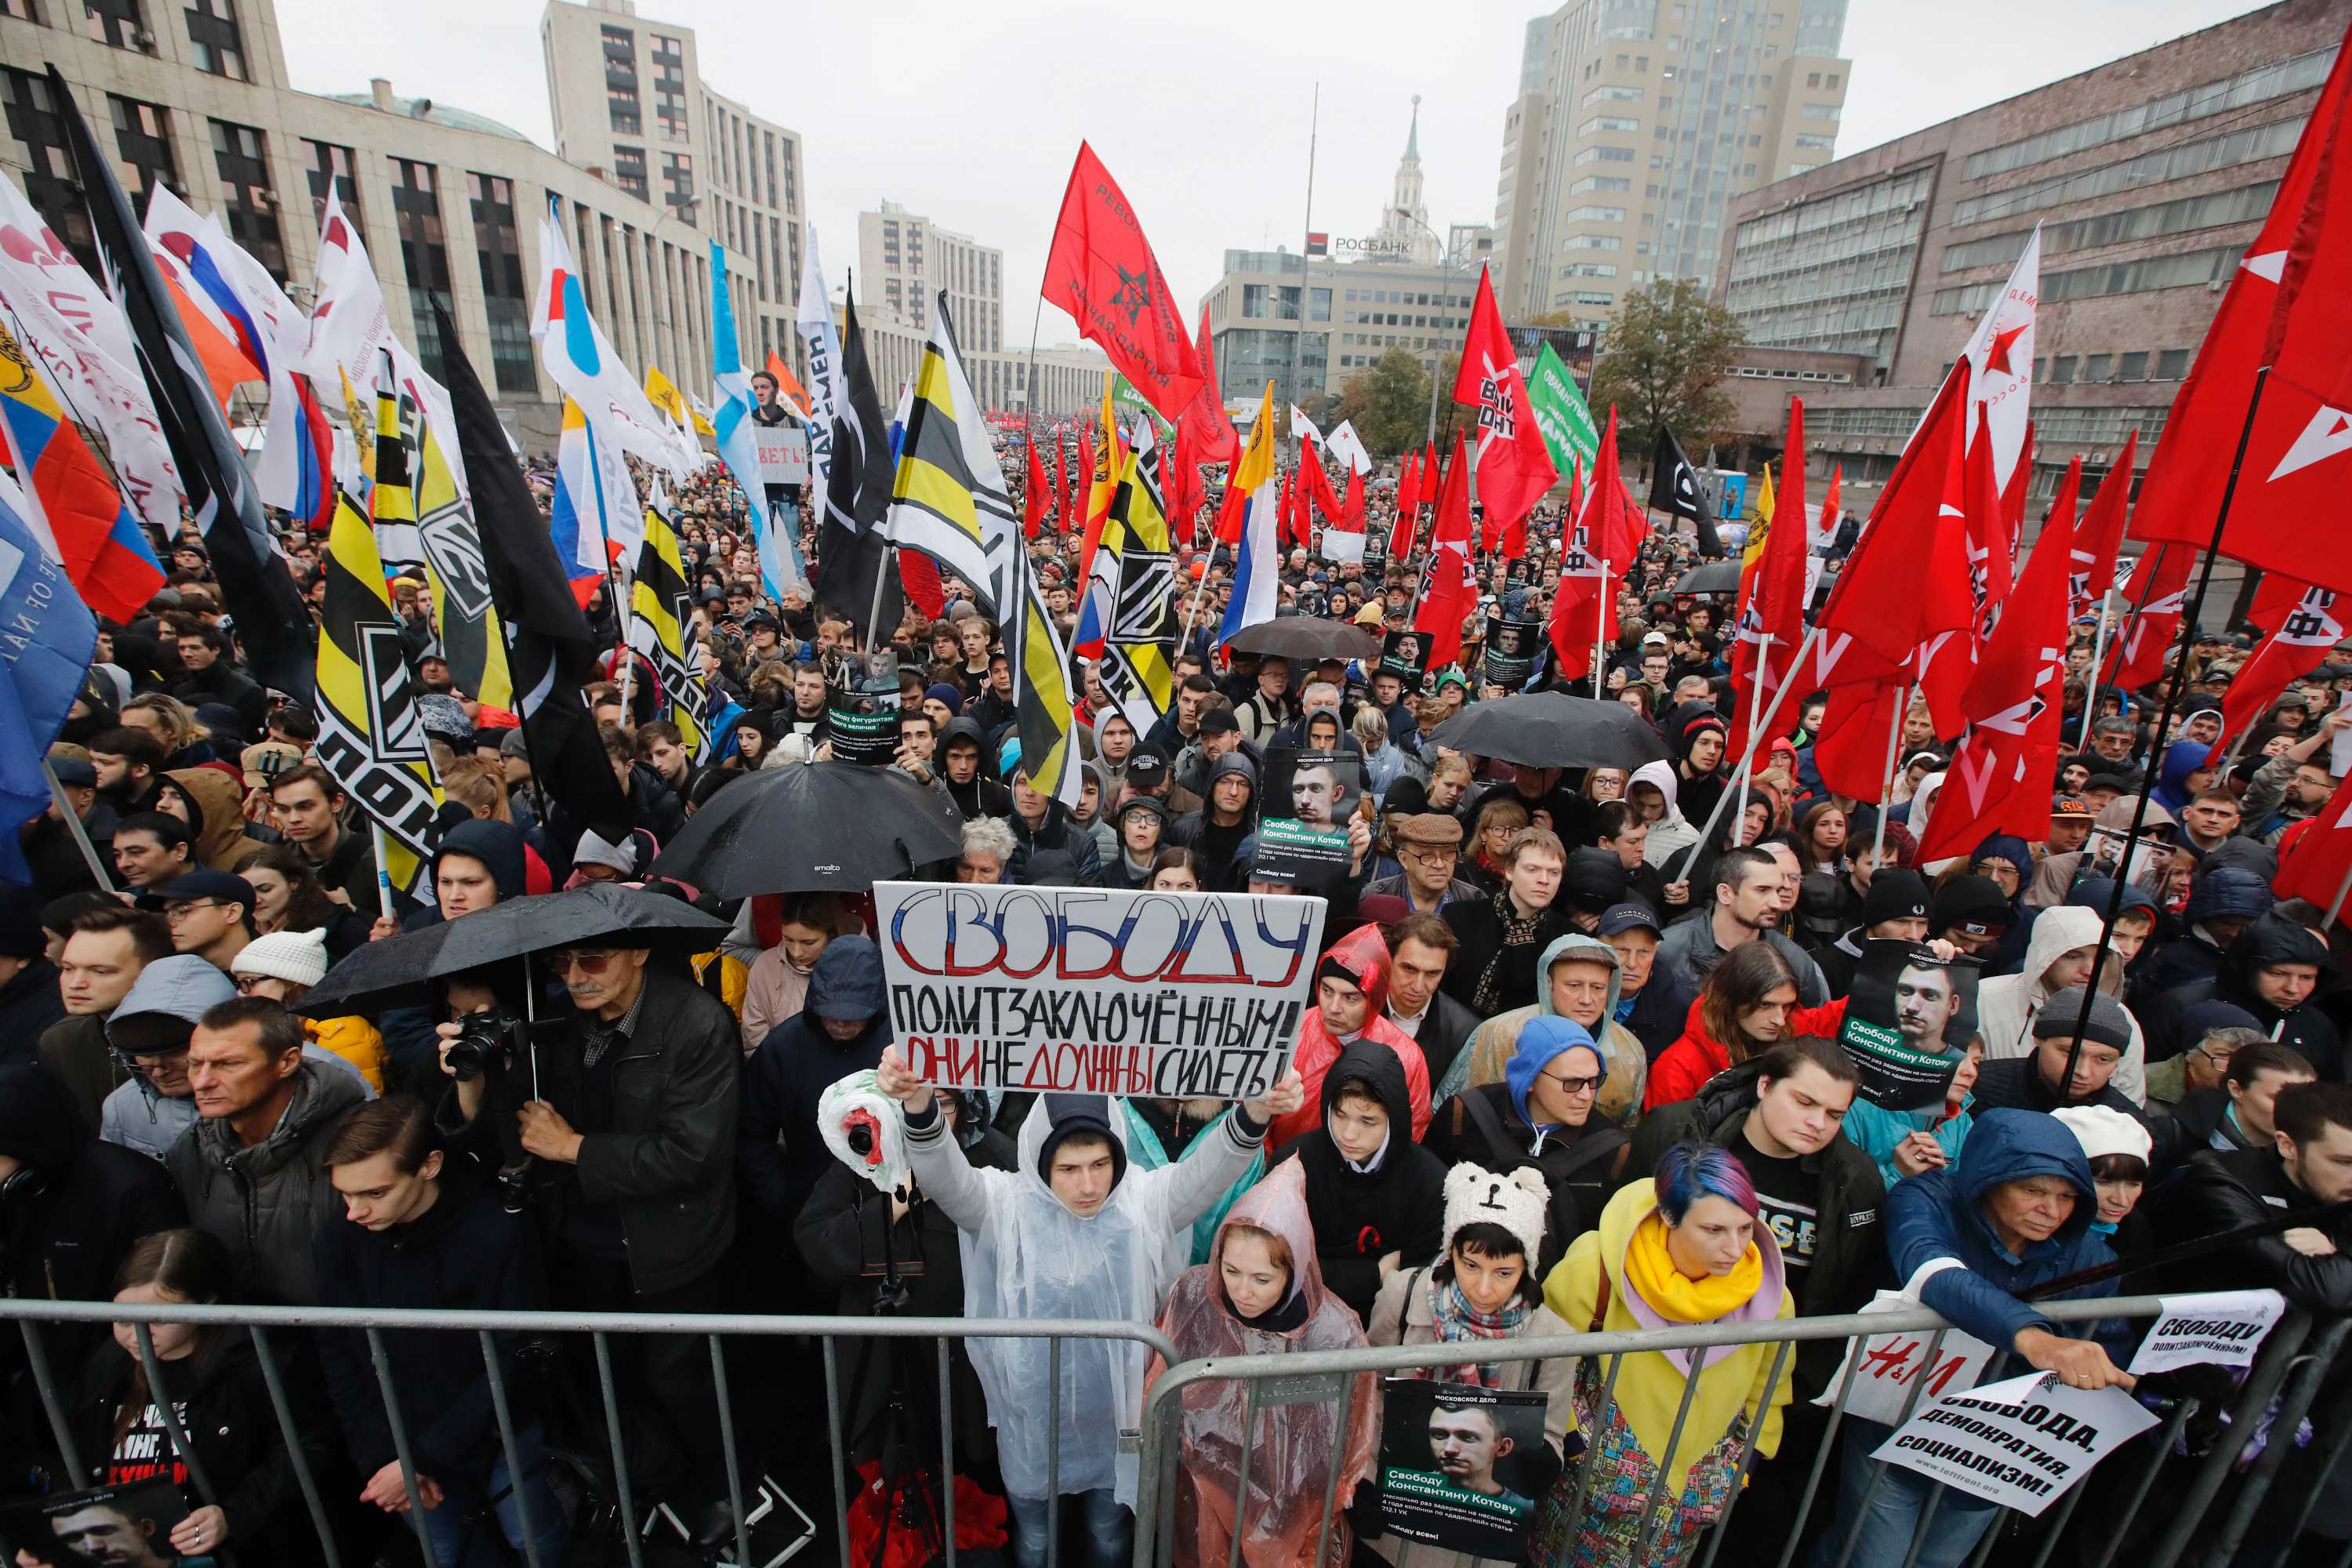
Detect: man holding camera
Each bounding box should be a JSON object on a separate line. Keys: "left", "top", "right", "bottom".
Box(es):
{"left": 434, "top": 936, "right": 745, "bottom": 1545}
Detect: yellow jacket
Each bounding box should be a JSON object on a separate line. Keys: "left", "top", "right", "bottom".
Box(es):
{"left": 307, "top": 1013, "right": 387, "bottom": 1093}
{"left": 1541, "top": 1178, "right": 1793, "bottom": 1490}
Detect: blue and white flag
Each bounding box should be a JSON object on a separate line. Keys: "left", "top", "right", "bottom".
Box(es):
{"left": 0, "top": 465, "right": 95, "bottom": 884}
{"left": 710, "top": 241, "right": 808, "bottom": 599}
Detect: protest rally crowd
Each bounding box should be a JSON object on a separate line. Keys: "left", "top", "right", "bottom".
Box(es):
{"left": 4, "top": 99, "right": 2352, "bottom": 1568}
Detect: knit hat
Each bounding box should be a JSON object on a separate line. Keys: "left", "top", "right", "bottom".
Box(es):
{"left": 1863, "top": 868, "right": 1931, "bottom": 928}
{"left": 1441, "top": 1161, "right": 1552, "bottom": 1266}
{"left": 2053, "top": 1105, "right": 2152, "bottom": 1166}
{"left": 2032, "top": 984, "right": 2133, "bottom": 1051}
{"left": 1933, "top": 874, "right": 2012, "bottom": 938}
{"left": 1035, "top": 1094, "right": 1128, "bottom": 1193}
{"left": 230, "top": 927, "right": 329, "bottom": 989}
{"left": 923, "top": 682, "right": 964, "bottom": 717}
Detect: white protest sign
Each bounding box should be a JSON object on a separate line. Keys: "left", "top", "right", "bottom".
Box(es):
{"left": 873, "top": 882, "right": 1327, "bottom": 1099}
{"left": 1872, "top": 1371, "right": 2159, "bottom": 1516}
{"left": 1815, "top": 1291, "right": 1995, "bottom": 1427}
{"left": 754, "top": 424, "right": 810, "bottom": 486}
{"left": 2128, "top": 1289, "right": 2287, "bottom": 1376}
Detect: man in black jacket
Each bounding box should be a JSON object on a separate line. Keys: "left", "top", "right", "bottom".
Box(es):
{"left": 1381, "top": 912, "right": 1481, "bottom": 1089}
{"left": 436, "top": 940, "right": 744, "bottom": 1543}
{"left": 316, "top": 1096, "right": 564, "bottom": 1568}
{"left": 938, "top": 717, "right": 1012, "bottom": 819}
{"left": 2165, "top": 1080, "right": 2352, "bottom": 1315}
{"left": 740, "top": 936, "right": 891, "bottom": 1225}
{"left": 1971, "top": 985, "right": 2180, "bottom": 1166}
{"left": 1272, "top": 1042, "right": 1446, "bottom": 1323}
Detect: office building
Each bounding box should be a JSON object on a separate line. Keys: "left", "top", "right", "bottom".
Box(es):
{"left": 856, "top": 201, "right": 1004, "bottom": 352}
{"left": 1199, "top": 249, "right": 1482, "bottom": 412}
{"left": 1717, "top": 0, "right": 2349, "bottom": 499}
{"left": 1492, "top": 0, "right": 1853, "bottom": 326}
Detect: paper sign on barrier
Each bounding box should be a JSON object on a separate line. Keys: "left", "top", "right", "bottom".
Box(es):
{"left": 2127, "top": 1289, "right": 2286, "bottom": 1376}
{"left": 1872, "top": 1371, "right": 2158, "bottom": 1516}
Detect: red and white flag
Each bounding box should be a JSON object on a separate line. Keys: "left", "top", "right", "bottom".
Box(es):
{"left": 2069, "top": 430, "right": 2139, "bottom": 623}
{"left": 1548, "top": 408, "right": 1640, "bottom": 681}
{"left": 2206, "top": 578, "right": 2347, "bottom": 763}
{"left": 1454, "top": 263, "right": 1559, "bottom": 535}
{"left": 1962, "top": 225, "right": 2041, "bottom": 495}
{"left": 2108, "top": 545, "right": 2194, "bottom": 690}
{"left": 1414, "top": 430, "right": 1477, "bottom": 666}
{"left": 1728, "top": 398, "right": 1811, "bottom": 766}
{"left": 2274, "top": 768, "right": 2352, "bottom": 910}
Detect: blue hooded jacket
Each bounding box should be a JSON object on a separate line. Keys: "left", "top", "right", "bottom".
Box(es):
{"left": 1503, "top": 1014, "right": 1606, "bottom": 1132}
{"left": 1884, "top": 1108, "right": 2121, "bottom": 1353}
{"left": 2150, "top": 739, "right": 2212, "bottom": 815}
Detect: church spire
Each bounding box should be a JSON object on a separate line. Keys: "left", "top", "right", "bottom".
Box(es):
{"left": 1406, "top": 94, "right": 1421, "bottom": 161}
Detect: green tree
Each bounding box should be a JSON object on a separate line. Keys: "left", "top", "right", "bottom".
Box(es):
{"left": 1330, "top": 347, "right": 1435, "bottom": 456}
{"left": 1587, "top": 278, "right": 1745, "bottom": 459}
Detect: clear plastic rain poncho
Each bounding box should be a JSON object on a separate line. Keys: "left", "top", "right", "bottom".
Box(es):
{"left": 1148, "top": 1160, "right": 1379, "bottom": 1568}
{"left": 957, "top": 1101, "right": 1201, "bottom": 1505}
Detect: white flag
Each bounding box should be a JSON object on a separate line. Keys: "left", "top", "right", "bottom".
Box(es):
{"left": 1289, "top": 405, "right": 1323, "bottom": 445}
{"left": 530, "top": 202, "right": 686, "bottom": 476}
{"left": 1960, "top": 223, "right": 2040, "bottom": 490}
{"left": 795, "top": 225, "right": 848, "bottom": 505}
{"left": 1325, "top": 419, "right": 1374, "bottom": 476}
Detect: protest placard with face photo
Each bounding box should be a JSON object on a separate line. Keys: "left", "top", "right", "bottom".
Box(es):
{"left": 3, "top": 1479, "right": 198, "bottom": 1568}
{"left": 1381, "top": 630, "right": 1433, "bottom": 681}
{"left": 826, "top": 681, "right": 904, "bottom": 766}
{"left": 1253, "top": 747, "right": 1363, "bottom": 891}
{"left": 1377, "top": 1377, "right": 1549, "bottom": 1559}
{"left": 1837, "top": 939, "right": 1980, "bottom": 1109}
{"left": 1483, "top": 616, "right": 1543, "bottom": 688}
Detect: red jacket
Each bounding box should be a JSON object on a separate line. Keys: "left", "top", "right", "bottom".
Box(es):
{"left": 1644, "top": 994, "right": 1849, "bottom": 1111}
{"left": 1269, "top": 924, "right": 1432, "bottom": 1147}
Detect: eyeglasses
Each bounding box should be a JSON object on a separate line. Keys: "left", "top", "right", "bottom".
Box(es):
{"left": 1400, "top": 847, "right": 1455, "bottom": 866}
{"left": 546, "top": 950, "right": 617, "bottom": 976}
{"left": 2190, "top": 1044, "right": 2237, "bottom": 1070}
{"left": 162, "top": 901, "right": 227, "bottom": 923}
{"left": 1541, "top": 1070, "right": 1600, "bottom": 1098}
{"left": 233, "top": 975, "right": 278, "bottom": 995}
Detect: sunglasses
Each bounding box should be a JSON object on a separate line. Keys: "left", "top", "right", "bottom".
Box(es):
{"left": 1541, "top": 1069, "right": 1601, "bottom": 1098}
{"left": 546, "top": 950, "right": 618, "bottom": 976}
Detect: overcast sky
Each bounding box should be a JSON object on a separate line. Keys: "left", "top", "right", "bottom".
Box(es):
{"left": 275, "top": 0, "right": 2280, "bottom": 339}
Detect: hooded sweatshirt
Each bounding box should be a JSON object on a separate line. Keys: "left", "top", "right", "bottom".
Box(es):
{"left": 738, "top": 935, "right": 893, "bottom": 1219}
{"left": 1148, "top": 1160, "right": 1379, "bottom": 1568}
{"left": 1447, "top": 932, "right": 1649, "bottom": 1128}
{"left": 937, "top": 717, "right": 1013, "bottom": 820}
{"left": 1268, "top": 924, "right": 1432, "bottom": 1147}
{"left": 2149, "top": 739, "right": 2211, "bottom": 815}
{"left": 1276, "top": 1041, "right": 1447, "bottom": 1321}
{"left": 1169, "top": 751, "right": 1261, "bottom": 892}
{"left": 2182, "top": 912, "right": 2344, "bottom": 1078}
{"left": 167, "top": 765, "right": 256, "bottom": 870}
{"left": 1632, "top": 759, "right": 1700, "bottom": 874}
{"left": 1975, "top": 903, "right": 2149, "bottom": 1105}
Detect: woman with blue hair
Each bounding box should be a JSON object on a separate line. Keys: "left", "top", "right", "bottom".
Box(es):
{"left": 1528, "top": 1142, "right": 1793, "bottom": 1567}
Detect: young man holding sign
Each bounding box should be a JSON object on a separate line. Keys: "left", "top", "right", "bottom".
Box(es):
{"left": 874, "top": 1045, "right": 1304, "bottom": 1568}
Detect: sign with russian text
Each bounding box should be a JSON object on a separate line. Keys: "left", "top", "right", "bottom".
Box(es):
{"left": 874, "top": 882, "right": 1325, "bottom": 1098}
{"left": 2127, "top": 1289, "right": 2286, "bottom": 1376}
{"left": 754, "top": 424, "right": 810, "bottom": 486}
{"left": 1815, "top": 1290, "right": 1994, "bottom": 1427}
{"left": 1872, "top": 1371, "right": 2158, "bottom": 1516}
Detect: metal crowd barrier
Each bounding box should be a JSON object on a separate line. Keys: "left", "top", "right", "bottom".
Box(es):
{"left": 0, "top": 1298, "right": 1173, "bottom": 1568}
{"left": 1131, "top": 1294, "right": 2350, "bottom": 1568}
{"left": 3, "top": 1296, "right": 2343, "bottom": 1568}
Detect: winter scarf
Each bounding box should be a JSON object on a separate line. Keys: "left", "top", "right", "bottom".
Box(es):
{"left": 1428, "top": 1272, "right": 1531, "bottom": 1386}
{"left": 1471, "top": 888, "right": 1548, "bottom": 1015}
{"left": 1624, "top": 1211, "right": 1762, "bottom": 1323}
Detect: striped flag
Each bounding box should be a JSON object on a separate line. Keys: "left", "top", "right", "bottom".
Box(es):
{"left": 884, "top": 297, "right": 1015, "bottom": 615}
{"left": 0, "top": 315, "right": 166, "bottom": 620}
{"left": 313, "top": 491, "right": 442, "bottom": 906}
{"left": 549, "top": 395, "right": 637, "bottom": 607}
{"left": 1073, "top": 423, "right": 1175, "bottom": 735}
{"left": 532, "top": 202, "right": 686, "bottom": 475}
{"left": 710, "top": 241, "right": 808, "bottom": 601}
{"left": 629, "top": 502, "right": 709, "bottom": 763}
{"left": 1007, "top": 539, "right": 1083, "bottom": 808}
{"left": 1218, "top": 387, "right": 1282, "bottom": 647}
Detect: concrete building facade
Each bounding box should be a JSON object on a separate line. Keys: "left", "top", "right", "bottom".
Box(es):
{"left": 1200, "top": 249, "right": 1482, "bottom": 412}
{"left": 855, "top": 201, "right": 1004, "bottom": 353}
{"left": 1493, "top": 0, "right": 1853, "bottom": 327}
{"left": 1, "top": 0, "right": 800, "bottom": 448}
{"left": 1717, "top": 0, "right": 2349, "bottom": 505}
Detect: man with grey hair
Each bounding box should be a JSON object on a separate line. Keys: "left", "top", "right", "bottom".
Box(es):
{"left": 957, "top": 817, "right": 1016, "bottom": 884}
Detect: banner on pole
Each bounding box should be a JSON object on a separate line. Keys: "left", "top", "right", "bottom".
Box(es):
{"left": 875, "top": 881, "right": 1325, "bottom": 1098}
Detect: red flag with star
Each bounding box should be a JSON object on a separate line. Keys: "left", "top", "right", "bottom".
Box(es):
{"left": 1041, "top": 143, "right": 1204, "bottom": 421}
{"left": 1452, "top": 264, "right": 1558, "bottom": 535}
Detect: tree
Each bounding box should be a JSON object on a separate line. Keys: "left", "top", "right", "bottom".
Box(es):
{"left": 1330, "top": 348, "right": 1434, "bottom": 456}
{"left": 1587, "top": 278, "right": 1745, "bottom": 460}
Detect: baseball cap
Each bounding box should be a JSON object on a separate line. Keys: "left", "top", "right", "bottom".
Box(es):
{"left": 2052, "top": 796, "right": 2091, "bottom": 820}
{"left": 1200, "top": 708, "right": 1241, "bottom": 737}
{"left": 1597, "top": 902, "right": 1661, "bottom": 937}
{"left": 1642, "top": 630, "right": 1670, "bottom": 647}
{"left": 47, "top": 754, "right": 95, "bottom": 787}
{"left": 1124, "top": 751, "right": 1170, "bottom": 792}
{"left": 238, "top": 740, "right": 305, "bottom": 790}
{"left": 136, "top": 869, "right": 258, "bottom": 912}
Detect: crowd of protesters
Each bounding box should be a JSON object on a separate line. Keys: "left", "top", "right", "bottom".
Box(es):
{"left": 2, "top": 429, "right": 2349, "bottom": 1568}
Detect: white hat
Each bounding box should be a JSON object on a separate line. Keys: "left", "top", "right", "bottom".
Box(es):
{"left": 1442, "top": 1162, "right": 1551, "bottom": 1265}
{"left": 572, "top": 829, "right": 636, "bottom": 876}
{"left": 230, "top": 927, "right": 328, "bottom": 989}
{"left": 2053, "top": 1105, "right": 2152, "bottom": 1167}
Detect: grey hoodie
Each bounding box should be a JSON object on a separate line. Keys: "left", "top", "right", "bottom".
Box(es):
{"left": 1443, "top": 932, "right": 1649, "bottom": 1127}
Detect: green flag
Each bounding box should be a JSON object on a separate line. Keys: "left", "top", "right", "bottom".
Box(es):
{"left": 1527, "top": 343, "right": 1600, "bottom": 477}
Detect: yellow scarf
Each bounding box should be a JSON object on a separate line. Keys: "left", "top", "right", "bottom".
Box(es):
{"left": 1621, "top": 1211, "right": 1763, "bottom": 1323}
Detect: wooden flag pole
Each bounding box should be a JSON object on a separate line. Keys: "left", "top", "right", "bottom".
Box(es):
{"left": 1731, "top": 632, "right": 1773, "bottom": 844}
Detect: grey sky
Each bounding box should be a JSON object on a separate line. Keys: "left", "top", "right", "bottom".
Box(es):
{"left": 274, "top": 0, "right": 2281, "bottom": 344}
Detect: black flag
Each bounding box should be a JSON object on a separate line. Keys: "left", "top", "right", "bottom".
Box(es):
{"left": 815, "top": 292, "right": 901, "bottom": 642}
{"left": 1648, "top": 427, "right": 1725, "bottom": 558}
{"left": 45, "top": 65, "right": 314, "bottom": 701}
{"left": 434, "top": 303, "right": 634, "bottom": 849}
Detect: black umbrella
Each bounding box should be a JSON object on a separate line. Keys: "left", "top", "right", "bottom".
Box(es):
{"left": 296, "top": 884, "right": 729, "bottom": 1018}
{"left": 1673, "top": 561, "right": 1744, "bottom": 596}
{"left": 1428, "top": 690, "right": 1670, "bottom": 771}
{"left": 1224, "top": 617, "right": 1382, "bottom": 665}
{"left": 649, "top": 757, "right": 966, "bottom": 898}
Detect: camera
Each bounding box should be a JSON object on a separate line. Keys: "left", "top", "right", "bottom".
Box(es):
{"left": 444, "top": 1009, "right": 528, "bottom": 1083}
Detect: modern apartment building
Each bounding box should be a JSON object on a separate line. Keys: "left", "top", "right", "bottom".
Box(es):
{"left": 856, "top": 201, "right": 1004, "bottom": 353}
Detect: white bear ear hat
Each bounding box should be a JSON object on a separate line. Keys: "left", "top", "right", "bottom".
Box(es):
{"left": 1442, "top": 1162, "right": 1551, "bottom": 1264}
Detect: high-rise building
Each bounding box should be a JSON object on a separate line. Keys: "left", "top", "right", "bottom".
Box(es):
{"left": 1492, "top": 0, "right": 1853, "bottom": 326}
{"left": 539, "top": 0, "right": 806, "bottom": 379}
{"left": 855, "top": 201, "right": 1004, "bottom": 352}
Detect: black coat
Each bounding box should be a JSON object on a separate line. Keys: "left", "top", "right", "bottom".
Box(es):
{"left": 2158, "top": 1145, "right": 2352, "bottom": 1316}
{"left": 1272, "top": 1043, "right": 1447, "bottom": 1323}
{"left": 0, "top": 957, "right": 67, "bottom": 1071}
{"left": 739, "top": 936, "right": 891, "bottom": 1225}
{"left": 1403, "top": 990, "right": 1483, "bottom": 1091}
{"left": 1428, "top": 1081, "right": 1629, "bottom": 1274}
{"left": 1440, "top": 894, "right": 1575, "bottom": 1016}
{"left": 311, "top": 1181, "right": 546, "bottom": 1476}
{"left": 2164, "top": 913, "right": 2344, "bottom": 1078}
{"left": 1970, "top": 1054, "right": 2185, "bottom": 1169}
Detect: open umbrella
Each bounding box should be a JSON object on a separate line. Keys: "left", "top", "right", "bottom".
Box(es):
{"left": 649, "top": 757, "right": 965, "bottom": 898}
{"left": 1224, "top": 617, "right": 1382, "bottom": 665}
{"left": 297, "top": 884, "right": 729, "bottom": 1018}
{"left": 1673, "top": 560, "right": 1744, "bottom": 596}
{"left": 1427, "top": 690, "right": 1669, "bottom": 771}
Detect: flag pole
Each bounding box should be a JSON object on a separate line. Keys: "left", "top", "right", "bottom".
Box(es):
{"left": 1872, "top": 681, "right": 1910, "bottom": 865}
{"left": 2059, "top": 366, "right": 2271, "bottom": 1098}
{"left": 371, "top": 826, "right": 397, "bottom": 922}
{"left": 1592, "top": 559, "right": 1610, "bottom": 699}
{"left": 2328, "top": 848, "right": 2352, "bottom": 931}
{"left": 42, "top": 759, "right": 114, "bottom": 893}
{"left": 1732, "top": 632, "right": 1772, "bottom": 841}
{"left": 2092, "top": 543, "right": 2167, "bottom": 705}
{"left": 2082, "top": 582, "right": 2116, "bottom": 741}
{"left": 1675, "top": 623, "right": 1821, "bottom": 885}
{"left": 1290, "top": 82, "right": 1319, "bottom": 427}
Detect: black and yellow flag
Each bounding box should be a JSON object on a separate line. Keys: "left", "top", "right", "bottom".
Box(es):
{"left": 1007, "top": 543, "right": 1083, "bottom": 808}
{"left": 628, "top": 502, "right": 709, "bottom": 763}
{"left": 883, "top": 296, "right": 1014, "bottom": 615}
{"left": 314, "top": 492, "right": 442, "bottom": 903}
{"left": 1076, "top": 424, "right": 1175, "bottom": 735}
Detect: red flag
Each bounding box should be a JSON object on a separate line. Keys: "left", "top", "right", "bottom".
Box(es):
{"left": 1023, "top": 434, "right": 1050, "bottom": 539}
{"left": 1813, "top": 681, "right": 1914, "bottom": 803}
{"left": 1414, "top": 430, "right": 1476, "bottom": 666}
{"left": 1054, "top": 426, "right": 1074, "bottom": 528}
{"left": 1548, "top": 408, "right": 1635, "bottom": 680}
{"left": 1179, "top": 305, "right": 1237, "bottom": 463}
{"left": 2069, "top": 429, "right": 2138, "bottom": 623}
{"left": 1453, "top": 266, "right": 1559, "bottom": 534}
{"left": 1164, "top": 419, "right": 1200, "bottom": 542}
{"left": 1338, "top": 464, "right": 1367, "bottom": 532}
{"left": 1962, "top": 403, "right": 2013, "bottom": 637}
{"left": 2131, "top": 39, "right": 2352, "bottom": 589}
{"left": 1728, "top": 399, "right": 1811, "bottom": 765}
{"left": 1388, "top": 452, "right": 1421, "bottom": 560}
{"left": 2108, "top": 546, "right": 2194, "bottom": 689}
{"left": 1041, "top": 143, "right": 1204, "bottom": 421}
{"left": 901, "top": 550, "right": 946, "bottom": 619}
{"left": 2274, "top": 768, "right": 2352, "bottom": 909}
{"left": 1300, "top": 439, "right": 1345, "bottom": 528}
{"left": 1214, "top": 456, "right": 1250, "bottom": 545}
{"left": 1567, "top": 457, "right": 1585, "bottom": 522}
{"left": 2207, "top": 580, "right": 2346, "bottom": 762}
{"left": 1821, "top": 463, "right": 1842, "bottom": 542}
{"left": 1914, "top": 459, "right": 2080, "bottom": 863}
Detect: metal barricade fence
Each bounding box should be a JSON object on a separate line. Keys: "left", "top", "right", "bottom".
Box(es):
{"left": 1131, "top": 1294, "right": 2352, "bottom": 1568}
{"left": 2, "top": 1296, "right": 2343, "bottom": 1568}
{"left": 0, "top": 1298, "right": 1173, "bottom": 1568}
